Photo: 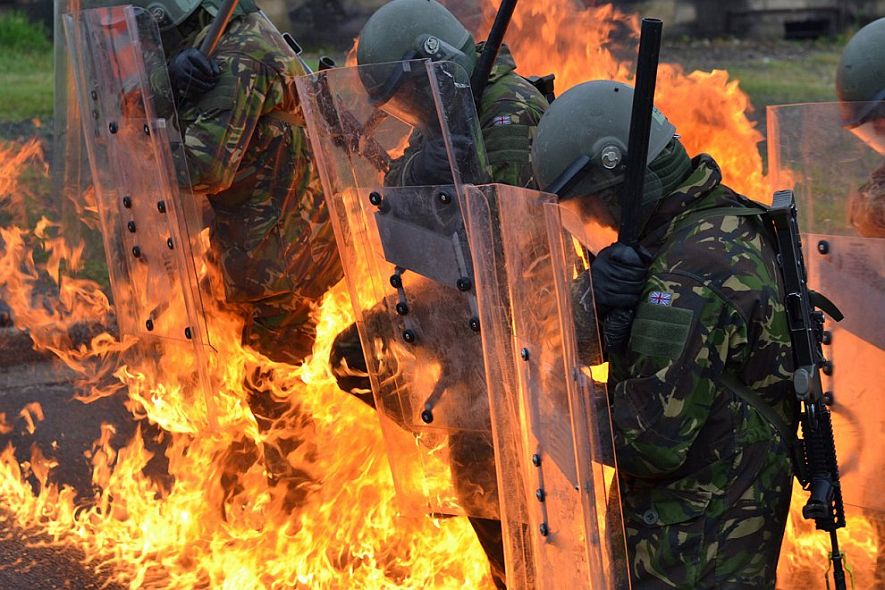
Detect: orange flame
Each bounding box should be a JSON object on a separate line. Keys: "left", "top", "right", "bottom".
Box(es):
{"left": 1, "top": 129, "right": 493, "bottom": 588}
{"left": 0, "top": 1, "right": 878, "bottom": 588}
{"left": 470, "top": 0, "right": 768, "bottom": 201}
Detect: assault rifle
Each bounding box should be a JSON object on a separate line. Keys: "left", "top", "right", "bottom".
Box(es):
{"left": 767, "top": 189, "right": 848, "bottom": 590}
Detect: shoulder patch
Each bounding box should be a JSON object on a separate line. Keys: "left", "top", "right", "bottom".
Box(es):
{"left": 630, "top": 302, "right": 693, "bottom": 360}
{"left": 492, "top": 114, "right": 514, "bottom": 126}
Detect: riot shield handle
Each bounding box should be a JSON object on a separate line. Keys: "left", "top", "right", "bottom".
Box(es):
{"left": 618, "top": 17, "right": 663, "bottom": 248}
{"left": 471, "top": 0, "right": 518, "bottom": 105}
{"left": 199, "top": 0, "right": 240, "bottom": 56}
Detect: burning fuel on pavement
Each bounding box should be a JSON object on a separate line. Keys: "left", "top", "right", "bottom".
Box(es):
{"left": 0, "top": 0, "right": 881, "bottom": 588}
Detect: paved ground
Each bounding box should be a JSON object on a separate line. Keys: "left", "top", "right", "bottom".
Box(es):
{"left": 0, "top": 329, "right": 134, "bottom": 589}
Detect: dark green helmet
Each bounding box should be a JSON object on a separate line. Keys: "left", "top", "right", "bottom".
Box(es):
{"left": 356, "top": 0, "right": 477, "bottom": 109}
{"left": 133, "top": 0, "right": 256, "bottom": 32}
{"left": 532, "top": 80, "right": 677, "bottom": 204}
{"left": 836, "top": 17, "right": 885, "bottom": 127}
{"left": 132, "top": 0, "right": 201, "bottom": 31}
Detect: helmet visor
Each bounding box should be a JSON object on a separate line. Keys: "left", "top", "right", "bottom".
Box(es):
{"left": 364, "top": 58, "right": 439, "bottom": 129}
{"left": 850, "top": 116, "right": 885, "bottom": 156}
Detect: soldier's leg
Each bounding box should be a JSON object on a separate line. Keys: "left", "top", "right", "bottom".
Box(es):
{"left": 242, "top": 294, "right": 317, "bottom": 364}
{"left": 245, "top": 366, "right": 318, "bottom": 512}
{"left": 468, "top": 516, "right": 507, "bottom": 589}
{"left": 449, "top": 430, "right": 506, "bottom": 588}
{"left": 239, "top": 294, "right": 321, "bottom": 510}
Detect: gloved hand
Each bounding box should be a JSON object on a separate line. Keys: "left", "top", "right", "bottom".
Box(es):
{"left": 406, "top": 134, "right": 474, "bottom": 186}
{"left": 168, "top": 48, "right": 221, "bottom": 102}
{"left": 591, "top": 241, "right": 650, "bottom": 316}
{"left": 602, "top": 308, "right": 634, "bottom": 355}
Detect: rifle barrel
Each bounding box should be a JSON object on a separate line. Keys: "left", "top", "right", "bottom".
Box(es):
{"left": 618, "top": 17, "right": 663, "bottom": 248}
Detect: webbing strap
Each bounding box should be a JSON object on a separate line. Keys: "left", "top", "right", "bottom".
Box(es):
{"left": 264, "top": 110, "right": 304, "bottom": 127}
{"left": 718, "top": 372, "right": 796, "bottom": 447}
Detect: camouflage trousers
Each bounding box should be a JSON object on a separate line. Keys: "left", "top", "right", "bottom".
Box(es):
{"left": 240, "top": 291, "right": 319, "bottom": 365}
{"left": 619, "top": 438, "right": 793, "bottom": 589}
{"left": 220, "top": 366, "right": 318, "bottom": 516}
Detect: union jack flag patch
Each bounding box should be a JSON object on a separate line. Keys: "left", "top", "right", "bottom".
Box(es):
{"left": 492, "top": 115, "right": 513, "bottom": 126}
{"left": 649, "top": 291, "right": 672, "bottom": 306}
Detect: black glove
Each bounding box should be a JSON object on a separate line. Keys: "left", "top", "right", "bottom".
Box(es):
{"left": 406, "top": 134, "right": 474, "bottom": 186}
{"left": 602, "top": 308, "right": 634, "bottom": 355}
{"left": 168, "top": 48, "right": 221, "bottom": 102}
{"left": 590, "top": 241, "right": 650, "bottom": 316}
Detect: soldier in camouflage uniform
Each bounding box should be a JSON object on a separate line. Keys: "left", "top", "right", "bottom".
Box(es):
{"left": 330, "top": 0, "right": 548, "bottom": 408}
{"left": 533, "top": 81, "right": 797, "bottom": 588}
{"left": 838, "top": 17, "right": 885, "bottom": 239}
{"left": 327, "top": 1, "right": 548, "bottom": 586}
{"left": 139, "top": 0, "right": 342, "bottom": 510}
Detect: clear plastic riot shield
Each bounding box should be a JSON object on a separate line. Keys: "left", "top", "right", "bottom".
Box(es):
{"left": 462, "top": 184, "right": 629, "bottom": 588}
{"left": 296, "top": 61, "right": 494, "bottom": 516}
{"left": 64, "top": 5, "right": 214, "bottom": 421}
{"left": 768, "top": 101, "right": 884, "bottom": 515}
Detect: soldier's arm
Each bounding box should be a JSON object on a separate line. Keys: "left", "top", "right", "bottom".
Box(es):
{"left": 478, "top": 82, "right": 547, "bottom": 188}
{"left": 181, "top": 53, "right": 279, "bottom": 194}
{"left": 384, "top": 130, "right": 423, "bottom": 187}
{"left": 609, "top": 271, "right": 747, "bottom": 478}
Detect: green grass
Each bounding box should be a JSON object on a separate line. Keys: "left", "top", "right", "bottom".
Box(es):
{"left": 725, "top": 52, "right": 840, "bottom": 109}
{"left": 0, "top": 12, "right": 53, "bottom": 120}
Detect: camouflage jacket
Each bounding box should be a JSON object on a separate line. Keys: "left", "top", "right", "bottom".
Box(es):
{"left": 177, "top": 12, "right": 342, "bottom": 304}
{"left": 849, "top": 161, "right": 885, "bottom": 238}
{"left": 386, "top": 44, "right": 548, "bottom": 188}
{"left": 609, "top": 155, "right": 797, "bottom": 588}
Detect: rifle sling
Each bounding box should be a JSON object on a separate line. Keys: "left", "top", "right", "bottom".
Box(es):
{"left": 718, "top": 372, "right": 797, "bottom": 449}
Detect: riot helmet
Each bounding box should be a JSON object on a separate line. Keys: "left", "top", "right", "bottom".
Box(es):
{"left": 836, "top": 17, "right": 885, "bottom": 154}
{"left": 356, "top": 0, "right": 477, "bottom": 127}
{"left": 132, "top": 0, "right": 257, "bottom": 32}
{"left": 132, "top": 0, "right": 202, "bottom": 31}
{"left": 531, "top": 80, "right": 681, "bottom": 226}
